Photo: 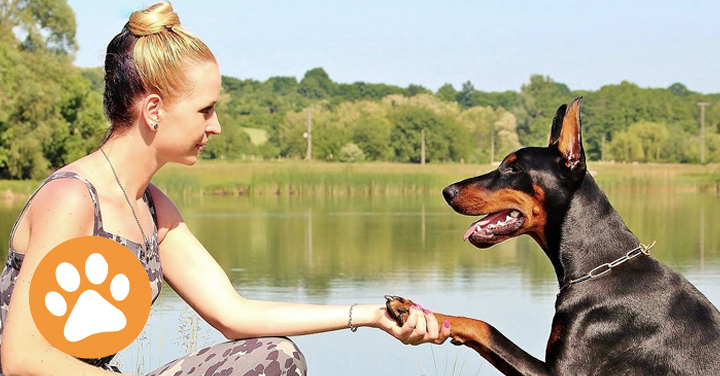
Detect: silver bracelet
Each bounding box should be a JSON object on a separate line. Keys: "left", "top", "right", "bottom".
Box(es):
{"left": 348, "top": 303, "right": 359, "bottom": 332}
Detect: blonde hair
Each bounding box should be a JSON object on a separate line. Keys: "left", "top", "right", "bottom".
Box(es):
{"left": 103, "top": 2, "right": 216, "bottom": 131}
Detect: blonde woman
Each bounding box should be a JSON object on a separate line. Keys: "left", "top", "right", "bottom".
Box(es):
{"left": 0, "top": 2, "right": 450, "bottom": 375}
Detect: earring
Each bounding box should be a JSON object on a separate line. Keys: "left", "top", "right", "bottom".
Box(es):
{"left": 152, "top": 123, "right": 159, "bottom": 130}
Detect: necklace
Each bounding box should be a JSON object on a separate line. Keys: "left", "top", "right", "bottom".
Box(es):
{"left": 100, "top": 148, "right": 153, "bottom": 258}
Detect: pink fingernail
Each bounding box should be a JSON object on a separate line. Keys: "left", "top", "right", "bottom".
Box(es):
{"left": 423, "top": 308, "right": 432, "bottom": 315}
{"left": 444, "top": 321, "right": 450, "bottom": 328}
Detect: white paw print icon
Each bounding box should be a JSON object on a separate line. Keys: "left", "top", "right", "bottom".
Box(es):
{"left": 44, "top": 253, "right": 130, "bottom": 342}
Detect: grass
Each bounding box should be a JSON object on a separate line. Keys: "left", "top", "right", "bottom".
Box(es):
{"left": 0, "top": 179, "right": 43, "bottom": 198}
{"left": 2, "top": 160, "right": 719, "bottom": 201}
{"left": 413, "top": 347, "right": 482, "bottom": 376}
{"left": 152, "top": 160, "right": 720, "bottom": 197}
{"left": 152, "top": 160, "right": 472, "bottom": 198}
{"left": 241, "top": 127, "right": 268, "bottom": 145}
{"left": 589, "top": 162, "right": 720, "bottom": 191}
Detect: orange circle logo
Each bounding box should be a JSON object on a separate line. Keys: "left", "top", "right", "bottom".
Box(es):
{"left": 29, "top": 236, "right": 151, "bottom": 359}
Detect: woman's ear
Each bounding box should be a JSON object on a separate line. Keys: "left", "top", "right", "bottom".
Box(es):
{"left": 142, "top": 94, "right": 163, "bottom": 131}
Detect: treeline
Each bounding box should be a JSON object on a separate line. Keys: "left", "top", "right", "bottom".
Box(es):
{"left": 211, "top": 71, "right": 720, "bottom": 166}
{"left": 0, "top": 0, "right": 106, "bottom": 179}
{"left": 1, "top": 1, "right": 719, "bottom": 180}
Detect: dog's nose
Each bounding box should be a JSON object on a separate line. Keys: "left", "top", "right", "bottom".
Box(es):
{"left": 442, "top": 185, "right": 459, "bottom": 203}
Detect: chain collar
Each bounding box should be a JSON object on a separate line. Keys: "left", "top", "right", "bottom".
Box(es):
{"left": 559, "top": 241, "right": 656, "bottom": 292}
{"left": 100, "top": 148, "right": 154, "bottom": 259}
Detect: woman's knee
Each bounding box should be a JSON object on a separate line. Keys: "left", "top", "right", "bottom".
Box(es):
{"left": 265, "top": 337, "right": 307, "bottom": 375}
{"left": 147, "top": 337, "right": 307, "bottom": 376}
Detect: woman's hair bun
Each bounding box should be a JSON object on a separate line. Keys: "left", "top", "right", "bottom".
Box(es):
{"left": 127, "top": 2, "right": 181, "bottom": 37}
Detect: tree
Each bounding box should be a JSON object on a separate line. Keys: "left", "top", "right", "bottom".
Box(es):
{"left": 668, "top": 83, "right": 692, "bottom": 96}
{"left": 407, "top": 84, "right": 431, "bottom": 96}
{"left": 626, "top": 121, "right": 669, "bottom": 162}
{"left": 202, "top": 123, "right": 253, "bottom": 160}
{"left": 470, "top": 90, "right": 519, "bottom": 110}
{"left": 582, "top": 81, "right": 698, "bottom": 160}
{"left": 0, "top": 0, "right": 77, "bottom": 53}
{"left": 267, "top": 76, "right": 298, "bottom": 96}
{"left": 459, "top": 106, "right": 521, "bottom": 163}
{"left": 338, "top": 142, "right": 365, "bottom": 162}
{"left": 513, "top": 75, "right": 572, "bottom": 147}
{"left": 436, "top": 83, "right": 458, "bottom": 103}
{"left": 0, "top": 32, "right": 107, "bottom": 178}
{"left": 389, "top": 105, "right": 471, "bottom": 163}
{"left": 277, "top": 109, "right": 310, "bottom": 159}
{"left": 335, "top": 82, "right": 407, "bottom": 101}
{"left": 299, "top": 67, "right": 335, "bottom": 99}
{"left": 352, "top": 116, "right": 392, "bottom": 161}
{"left": 607, "top": 131, "right": 644, "bottom": 162}
{"left": 460, "top": 106, "right": 495, "bottom": 163}
{"left": 458, "top": 81, "right": 475, "bottom": 109}
{"left": 494, "top": 110, "right": 521, "bottom": 158}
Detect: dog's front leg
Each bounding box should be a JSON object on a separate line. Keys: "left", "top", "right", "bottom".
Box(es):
{"left": 386, "top": 296, "right": 550, "bottom": 376}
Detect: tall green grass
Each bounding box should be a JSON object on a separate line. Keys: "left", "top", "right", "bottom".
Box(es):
{"left": 589, "top": 162, "right": 720, "bottom": 192}
{"left": 152, "top": 160, "right": 720, "bottom": 197}
{"left": 2, "top": 161, "right": 719, "bottom": 200}
{"left": 152, "top": 160, "right": 471, "bottom": 198}
{"left": 0, "top": 179, "right": 42, "bottom": 199}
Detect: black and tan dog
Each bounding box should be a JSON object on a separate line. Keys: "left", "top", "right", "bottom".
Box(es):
{"left": 386, "top": 97, "right": 720, "bottom": 375}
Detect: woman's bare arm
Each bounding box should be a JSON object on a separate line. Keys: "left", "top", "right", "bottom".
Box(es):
{"left": 152, "top": 186, "right": 450, "bottom": 344}
{"left": 1, "top": 179, "right": 131, "bottom": 376}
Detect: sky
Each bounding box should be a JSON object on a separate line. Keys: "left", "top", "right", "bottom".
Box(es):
{"left": 66, "top": 0, "right": 720, "bottom": 94}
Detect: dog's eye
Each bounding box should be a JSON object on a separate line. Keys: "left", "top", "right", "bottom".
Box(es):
{"left": 502, "top": 163, "right": 522, "bottom": 174}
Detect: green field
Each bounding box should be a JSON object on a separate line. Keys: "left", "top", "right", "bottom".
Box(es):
{"left": 2, "top": 161, "right": 719, "bottom": 201}
{"left": 241, "top": 127, "right": 268, "bottom": 145}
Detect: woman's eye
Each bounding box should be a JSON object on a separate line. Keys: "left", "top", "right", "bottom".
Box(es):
{"left": 200, "top": 106, "right": 215, "bottom": 116}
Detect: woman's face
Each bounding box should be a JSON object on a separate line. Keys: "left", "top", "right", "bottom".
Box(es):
{"left": 157, "top": 61, "right": 222, "bottom": 165}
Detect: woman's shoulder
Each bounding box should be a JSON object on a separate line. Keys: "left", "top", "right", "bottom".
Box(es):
{"left": 31, "top": 173, "right": 95, "bottom": 213}
{"left": 147, "top": 183, "right": 183, "bottom": 226}
{"left": 147, "top": 184, "right": 175, "bottom": 211}
{"left": 26, "top": 174, "right": 96, "bottom": 237}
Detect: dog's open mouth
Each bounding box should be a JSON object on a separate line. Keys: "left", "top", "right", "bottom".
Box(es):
{"left": 463, "top": 209, "right": 525, "bottom": 247}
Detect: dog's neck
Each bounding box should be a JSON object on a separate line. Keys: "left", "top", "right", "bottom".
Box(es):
{"left": 542, "top": 173, "right": 640, "bottom": 286}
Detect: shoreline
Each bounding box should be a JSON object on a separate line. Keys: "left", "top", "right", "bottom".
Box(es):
{"left": 1, "top": 161, "right": 718, "bottom": 202}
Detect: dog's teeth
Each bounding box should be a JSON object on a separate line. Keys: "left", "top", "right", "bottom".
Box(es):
{"left": 511, "top": 210, "right": 520, "bottom": 218}
{"left": 476, "top": 225, "right": 482, "bottom": 232}
{"left": 505, "top": 215, "right": 513, "bottom": 222}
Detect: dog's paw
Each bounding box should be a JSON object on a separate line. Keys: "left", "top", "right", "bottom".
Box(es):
{"left": 384, "top": 295, "right": 416, "bottom": 327}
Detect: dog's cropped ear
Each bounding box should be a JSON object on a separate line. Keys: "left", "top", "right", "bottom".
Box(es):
{"left": 554, "top": 97, "right": 586, "bottom": 179}
{"left": 548, "top": 104, "right": 567, "bottom": 146}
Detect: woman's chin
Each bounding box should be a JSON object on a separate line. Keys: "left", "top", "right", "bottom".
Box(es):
{"left": 176, "top": 155, "right": 199, "bottom": 166}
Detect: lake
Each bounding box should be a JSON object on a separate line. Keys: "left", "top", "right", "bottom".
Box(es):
{"left": 1, "top": 188, "right": 719, "bottom": 375}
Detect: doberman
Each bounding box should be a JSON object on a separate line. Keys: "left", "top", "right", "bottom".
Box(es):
{"left": 386, "top": 97, "right": 720, "bottom": 375}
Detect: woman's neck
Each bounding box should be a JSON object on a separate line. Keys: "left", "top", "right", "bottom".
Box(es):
{"left": 98, "top": 133, "right": 162, "bottom": 199}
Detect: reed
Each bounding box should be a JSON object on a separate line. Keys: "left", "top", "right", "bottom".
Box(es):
{"left": 1, "top": 161, "right": 718, "bottom": 200}
{"left": 151, "top": 160, "right": 720, "bottom": 197}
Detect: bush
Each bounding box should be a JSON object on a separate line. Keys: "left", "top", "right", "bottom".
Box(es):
{"left": 338, "top": 142, "right": 366, "bottom": 162}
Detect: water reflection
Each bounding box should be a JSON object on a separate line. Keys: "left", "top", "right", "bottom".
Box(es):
{"left": 0, "top": 190, "right": 718, "bottom": 375}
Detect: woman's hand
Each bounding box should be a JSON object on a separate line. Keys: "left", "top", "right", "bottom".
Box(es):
{"left": 372, "top": 302, "right": 451, "bottom": 345}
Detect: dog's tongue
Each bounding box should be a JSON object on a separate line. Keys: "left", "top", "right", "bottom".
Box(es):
{"left": 463, "top": 219, "right": 484, "bottom": 241}
{"left": 463, "top": 210, "right": 514, "bottom": 241}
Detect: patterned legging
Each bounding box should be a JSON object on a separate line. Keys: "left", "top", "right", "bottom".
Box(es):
{"left": 145, "top": 337, "right": 306, "bottom": 376}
